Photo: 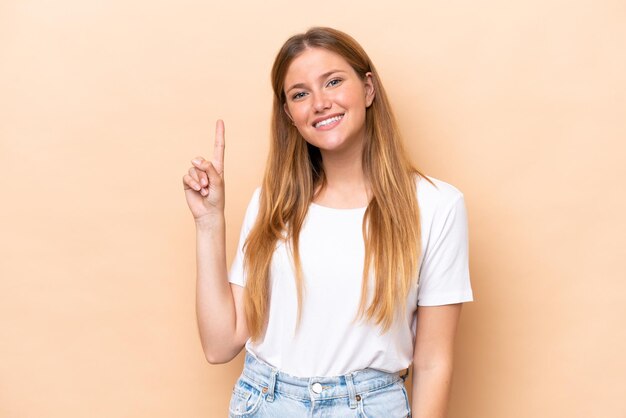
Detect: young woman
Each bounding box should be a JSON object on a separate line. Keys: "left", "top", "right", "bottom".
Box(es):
{"left": 182, "top": 27, "right": 473, "bottom": 418}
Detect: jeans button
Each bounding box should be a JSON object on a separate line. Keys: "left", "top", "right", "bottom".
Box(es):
{"left": 311, "top": 382, "right": 323, "bottom": 394}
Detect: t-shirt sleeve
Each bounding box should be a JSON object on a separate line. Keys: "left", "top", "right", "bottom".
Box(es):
{"left": 417, "top": 193, "right": 474, "bottom": 306}
{"left": 228, "top": 187, "right": 261, "bottom": 287}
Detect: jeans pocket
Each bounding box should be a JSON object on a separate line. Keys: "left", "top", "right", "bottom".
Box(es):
{"left": 399, "top": 383, "right": 412, "bottom": 417}
{"left": 228, "top": 376, "right": 264, "bottom": 417}
{"left": 359, "top": 380, "right": 411, "bottom": 418}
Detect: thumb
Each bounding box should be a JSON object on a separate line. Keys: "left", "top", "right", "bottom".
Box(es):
{"left": 205, "top": 160, "right": 223, "bottom": 185}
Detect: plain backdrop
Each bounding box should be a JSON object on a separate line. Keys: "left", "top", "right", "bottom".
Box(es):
{"left": 1, "top": 0, "right": 625, "bottom": 417}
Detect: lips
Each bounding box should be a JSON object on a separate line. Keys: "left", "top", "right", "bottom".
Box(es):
{"left": 312, "top": 113, "right": 345, "bottom": 128}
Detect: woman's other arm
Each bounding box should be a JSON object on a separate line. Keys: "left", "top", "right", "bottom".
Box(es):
{"left": 411, "top": 303, "right": 463, "bottom": 418}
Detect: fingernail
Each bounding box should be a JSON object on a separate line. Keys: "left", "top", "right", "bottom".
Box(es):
{"left": 192, "top": 159, "right": 201, "bottom": 164}
{"left": 193, "top": 184, "right": 200, "bottom": 191}
{"left": 201, "top": 178, "right": 207, "bottom": 186}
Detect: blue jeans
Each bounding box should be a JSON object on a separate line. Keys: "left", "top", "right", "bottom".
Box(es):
{"left": 228, "top": 350, "right": 411, "bottom": 417}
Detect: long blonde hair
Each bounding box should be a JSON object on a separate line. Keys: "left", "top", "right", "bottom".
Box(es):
{"left": 243, "top": 27, "right": 431, "bottom": 341}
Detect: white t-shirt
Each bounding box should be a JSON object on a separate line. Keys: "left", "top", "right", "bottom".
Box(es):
{"left": 229, "top": 175, "right": 473, "bottom": 377}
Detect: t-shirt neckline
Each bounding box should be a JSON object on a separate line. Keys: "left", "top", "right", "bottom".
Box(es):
{"left": 309, "top": 201, "right": 368, "bottom": 211}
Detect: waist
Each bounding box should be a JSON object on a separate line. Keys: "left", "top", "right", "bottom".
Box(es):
{"left": 242, "top": 350, "right": 409, "bottom": 401}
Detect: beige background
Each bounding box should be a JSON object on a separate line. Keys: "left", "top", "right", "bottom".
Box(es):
{"left": 1, "top": 0, "right": 625, "bottom": 417}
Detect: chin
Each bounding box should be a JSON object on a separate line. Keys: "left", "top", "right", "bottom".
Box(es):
{"left": 315, "top": 141, "right": 355, "bottom": 154}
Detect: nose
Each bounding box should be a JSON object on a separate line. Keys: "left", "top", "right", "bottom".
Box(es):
{"left": 312, "top": 92, "right": 331, "bottom": 112}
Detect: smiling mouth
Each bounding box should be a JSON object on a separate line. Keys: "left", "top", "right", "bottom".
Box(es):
{"left": 313, "top": 114, "right": 344, "bottom": 128}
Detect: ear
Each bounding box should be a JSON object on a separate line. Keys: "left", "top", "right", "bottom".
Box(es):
{"left": 283, "top": 102, "right": 294, "bottom": 123}
{"left": 364, "top": 72, "right": 375, "bottom": 108}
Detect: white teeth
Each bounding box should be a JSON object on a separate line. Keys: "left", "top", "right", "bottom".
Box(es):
{"left": 315, "top": 114, "right": 343, "bottom": 128}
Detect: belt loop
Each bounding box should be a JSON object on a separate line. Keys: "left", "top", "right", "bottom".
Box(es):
{"left": 345, "top": 373, "right": 358, "bottom": 409}
{"left": 265, "top": 368, "right": 278, "bottom": 402}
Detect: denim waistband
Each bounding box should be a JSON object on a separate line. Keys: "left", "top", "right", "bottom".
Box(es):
{"left": 241, "top": 350, "right": 409, "bottom": 405}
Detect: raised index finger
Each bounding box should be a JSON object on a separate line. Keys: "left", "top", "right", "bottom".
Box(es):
{"left": 213, "top": 119, "right": 225, "bottom": 174}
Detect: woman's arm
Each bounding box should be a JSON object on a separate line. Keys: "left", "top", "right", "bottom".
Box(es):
{"left": 183, "top": 120, "right": 250, "bottom": 364}
{"left": 195, "top": 217, "right": 249, "bottom": 364}
{"left": 411, "top": 303, "right": 463, "bottom": 418}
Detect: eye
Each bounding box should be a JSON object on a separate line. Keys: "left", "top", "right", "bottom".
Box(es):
{"left": 292, "top": 91, "right": 307, "bottom": 100}
{"left": 327, "top": 78, "right": 342, "bottom": 87}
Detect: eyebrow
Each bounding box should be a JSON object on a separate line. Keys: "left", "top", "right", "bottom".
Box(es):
{"left": 285, "top": 70, "right": 347, "bottom": 93}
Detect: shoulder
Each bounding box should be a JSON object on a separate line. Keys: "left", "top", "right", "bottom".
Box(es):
{"left": 241, "top": 186, "right": 263, "bottom": 227}
{"left": 250, "top": 186, "right": 262, "bottom": 205}
{"left": 415, "top": 174, "right": 465, "bottom": 213}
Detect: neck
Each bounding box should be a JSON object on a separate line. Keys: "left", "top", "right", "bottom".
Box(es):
{"left": 315, "top": 140, "right": 370, "bottom": 208}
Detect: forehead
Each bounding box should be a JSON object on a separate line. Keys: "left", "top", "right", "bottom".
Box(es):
{"left": 284, "top": 47, "right": 354, "bottom": 86}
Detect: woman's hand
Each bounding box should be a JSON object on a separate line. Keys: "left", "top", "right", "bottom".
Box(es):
{"left": 182, "top": 120, "right": 226, "bottom": 223}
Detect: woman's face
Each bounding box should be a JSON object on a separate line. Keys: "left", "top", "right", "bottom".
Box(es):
{"left": 282, "top": 47, "right": 375, "bottom": 155}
